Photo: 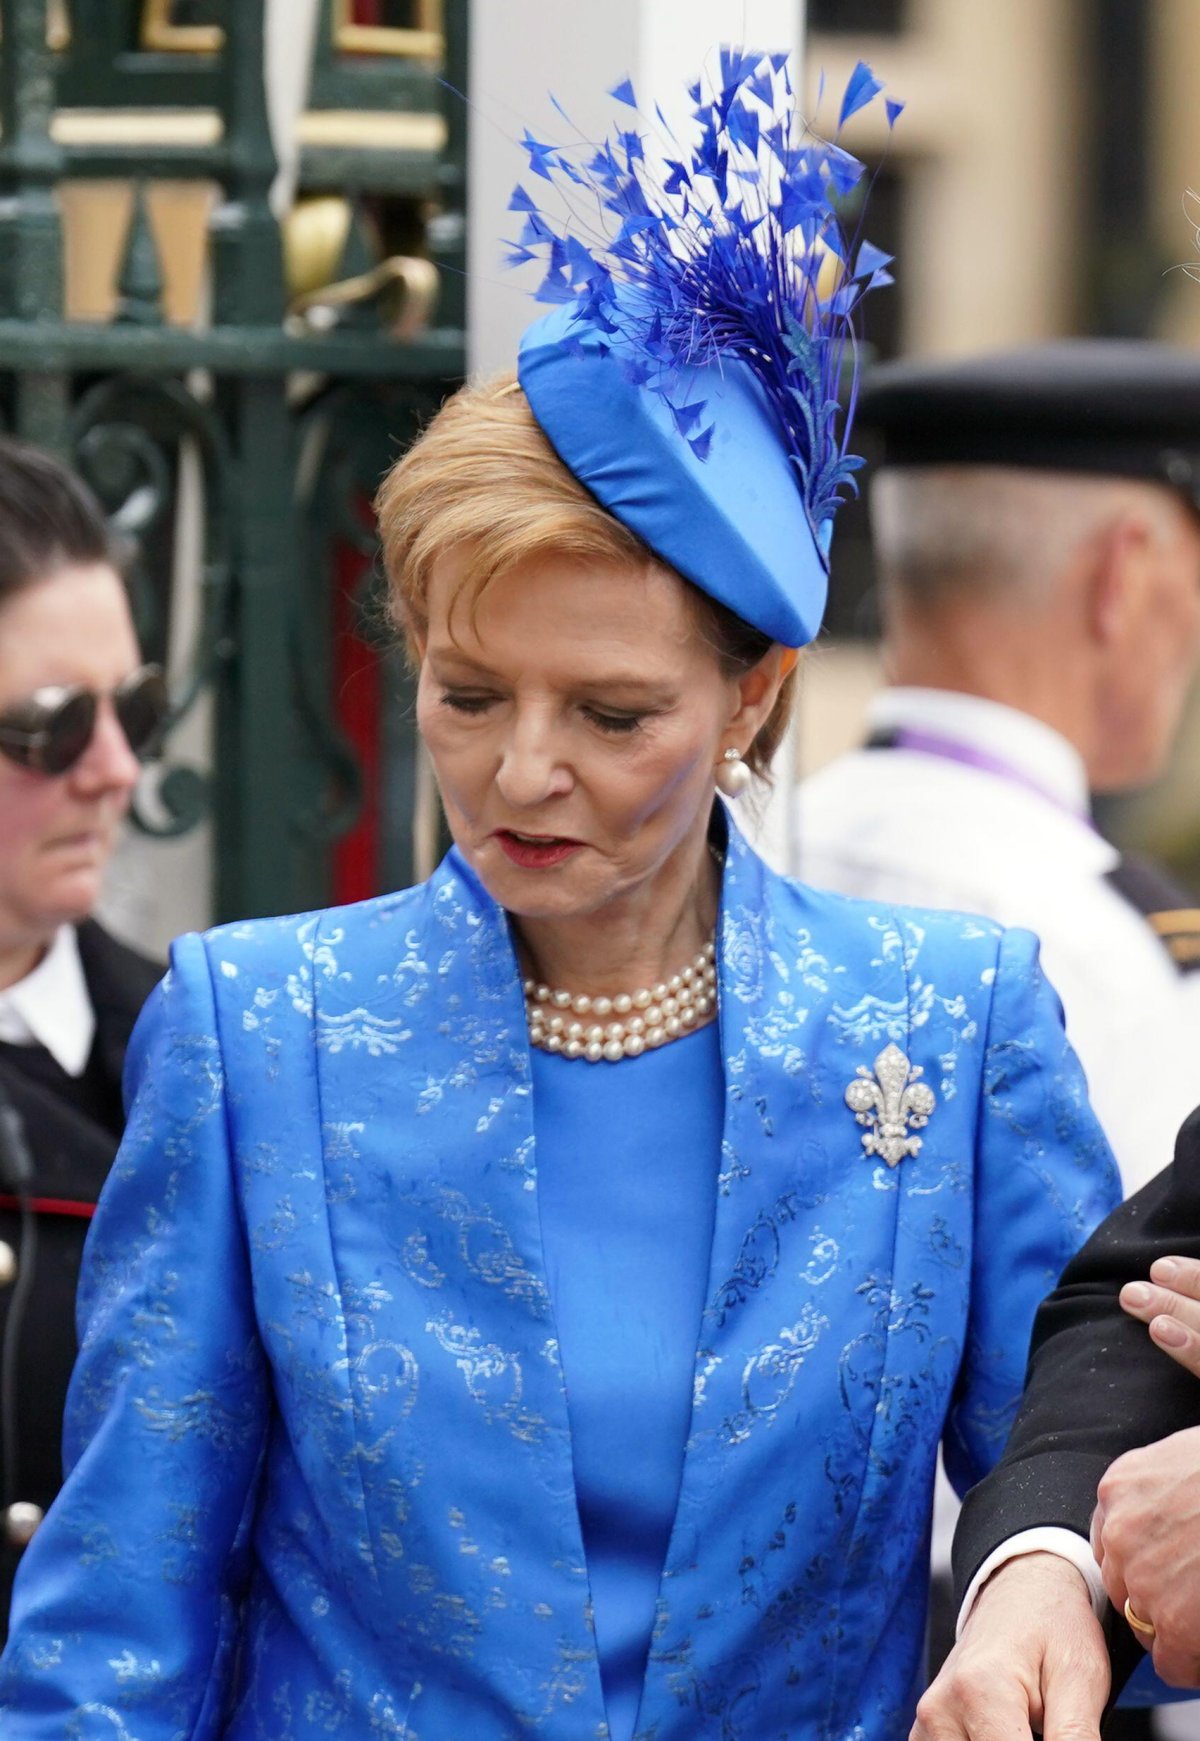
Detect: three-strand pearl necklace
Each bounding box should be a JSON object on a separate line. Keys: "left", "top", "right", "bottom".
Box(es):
{"left": 524, "top": 939, "right": 717, "bottom": 1062}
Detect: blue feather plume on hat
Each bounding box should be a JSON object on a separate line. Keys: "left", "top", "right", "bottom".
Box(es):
{"left": 506, "top": 49, "right": 902, "bottom": 559}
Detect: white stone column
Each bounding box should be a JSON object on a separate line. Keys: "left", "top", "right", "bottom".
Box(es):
{"left": 266, "top": 0, "right": 321, "bottom": 213}
{"left": 640, "top": 0, "right": 804, "bottom": 137}
{"left": 468, "top": 0, "right": 804, "bottom": 375}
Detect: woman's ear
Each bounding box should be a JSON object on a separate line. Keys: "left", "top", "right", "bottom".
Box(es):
{"left": 727, "top": 644, "right": 796, "bottom": 741}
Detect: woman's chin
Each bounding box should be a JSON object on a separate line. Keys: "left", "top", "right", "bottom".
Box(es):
{"left": 468, "top": 841, "right": 607, "bottom": 922}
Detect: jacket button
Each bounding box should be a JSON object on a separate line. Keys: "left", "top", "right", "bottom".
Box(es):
{"left": 5, "top": 1501, "right": 44, "bottom": 1547}
{"left": 0, "top": 1242, "right": 14, "bottom": 1287}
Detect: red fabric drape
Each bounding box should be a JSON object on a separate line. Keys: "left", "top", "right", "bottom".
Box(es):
{"left": 331, "top": 538, "right": 383, "bottom": 905}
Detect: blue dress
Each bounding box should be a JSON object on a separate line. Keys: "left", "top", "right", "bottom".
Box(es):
{"left": 0, "top": 821, "right": 1122, "bottom": 1738}
{"left": 533, "top": 1024, "right": 724, "bottom": 1741}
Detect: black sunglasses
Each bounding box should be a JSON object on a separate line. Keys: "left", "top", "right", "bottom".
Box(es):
{"left": 0, "top": 664, "right": 169, "bottom": 776}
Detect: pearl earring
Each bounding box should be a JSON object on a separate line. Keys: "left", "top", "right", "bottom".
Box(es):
{"left": 715, "top": 747, "right": 752, "bottom": 798}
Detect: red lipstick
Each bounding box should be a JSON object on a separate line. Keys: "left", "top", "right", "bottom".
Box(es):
{"left": 493, "top": 830, "right": 582, "bottom": 869}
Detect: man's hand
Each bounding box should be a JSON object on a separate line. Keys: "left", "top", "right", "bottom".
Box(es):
{"left": 1091, "top": 1426, "right": 1200, "bottom": 1688}
{"left": 911, "top": 1552, "right": 1108, "bottom": 1741}
{"left": 1121, "top": 1254, "right": 1200, "bottom": 1375}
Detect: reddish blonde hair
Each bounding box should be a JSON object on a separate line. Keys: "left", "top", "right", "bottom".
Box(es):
{"left": 375, "top": 373, "right": 798, "bottom": 778}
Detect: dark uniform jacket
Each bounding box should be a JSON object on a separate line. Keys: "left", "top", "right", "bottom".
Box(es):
{"left": 0, "top": 920, "right": 160, "bottom": 1635}
{"left": 952, "top": 1107, "right": 1200, "bottom": 1699}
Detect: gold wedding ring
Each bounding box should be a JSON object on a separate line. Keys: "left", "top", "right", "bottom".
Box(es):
{"left": 1124, "top": 1596, "right": 1157, "bottom": 1642}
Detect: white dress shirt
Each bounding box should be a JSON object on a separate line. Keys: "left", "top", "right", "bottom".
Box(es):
{"left": 0, "top": 926, "right": 96, "bottom": 1078}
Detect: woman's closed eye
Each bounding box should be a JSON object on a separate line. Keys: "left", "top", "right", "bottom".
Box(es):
{"left": 439, "top": 688, "right": 650, "bottom": 736}
{"left": 582, "top": 706, "right": 646, "bottom": 735}
{"left": 439, "top": 689, "right": 497, "bottom": 716}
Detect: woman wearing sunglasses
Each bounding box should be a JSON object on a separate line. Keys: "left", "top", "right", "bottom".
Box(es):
{"left": 0, "top": 437, "right": 166, "bottom": 1637}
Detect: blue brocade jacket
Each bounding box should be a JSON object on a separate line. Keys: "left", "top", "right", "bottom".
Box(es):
{"left": 0, "top": 823, "right": 1119, "bottom": 1740}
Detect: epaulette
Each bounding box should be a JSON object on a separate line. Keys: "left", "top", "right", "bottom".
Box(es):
{"left": 1105, "top": 856, "right": 1200, "bottom": 975}
{"left": 1146, "top": 909, "right": 1200, "bottom": 971}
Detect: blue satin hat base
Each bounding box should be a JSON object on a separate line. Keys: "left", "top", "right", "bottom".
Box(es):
{"left": 518, "top": 300, "right": 829, "bottom": 650}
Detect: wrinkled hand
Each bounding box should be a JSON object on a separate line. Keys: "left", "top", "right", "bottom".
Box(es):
{"left": 911, "top": 1552, "right": 1108, "bottom": 1741}
{"left": 1121, "top": 1254, "right": 1200, "bottom": 1377}
{"left": 1091, "top": 1426, "right": 1200, "bottom": 1687}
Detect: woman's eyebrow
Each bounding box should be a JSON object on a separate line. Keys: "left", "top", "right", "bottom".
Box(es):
{"left": 426, "top": 649, "right": 496, "bottom": 677}
{"left": 428, "top": 651, "right": 676, "bottom": 696}
{"left": 575, "top": 678, "right": 677, "bottom": 700}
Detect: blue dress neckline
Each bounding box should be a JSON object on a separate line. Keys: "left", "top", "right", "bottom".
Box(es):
{"left": 532, "top": 1022, "right": 725, "bottom": 1741}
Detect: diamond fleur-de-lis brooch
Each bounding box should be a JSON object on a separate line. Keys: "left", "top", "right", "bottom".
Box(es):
{"left": 844, "top": 1043, "right": 936, "bottom": 1168}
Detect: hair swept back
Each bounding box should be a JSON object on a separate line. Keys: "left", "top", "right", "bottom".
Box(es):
{"left": 374, "top": 372, "right": 797, "bottom": 780}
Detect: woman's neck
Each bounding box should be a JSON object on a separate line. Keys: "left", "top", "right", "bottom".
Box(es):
{"left": 513, "top": 830, "right": 720, "bottom": 998}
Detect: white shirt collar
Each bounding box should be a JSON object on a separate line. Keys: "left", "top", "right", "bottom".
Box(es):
{"left": 0, "top": 925, "right": 96, "bottom": 1077}
{"left": 867, "top": 687, "right": 1091, "bottom": 819}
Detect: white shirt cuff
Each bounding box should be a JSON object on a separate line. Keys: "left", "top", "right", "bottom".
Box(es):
{"left": 956, "top": 1527, "right": 1107, "bottom": 1639}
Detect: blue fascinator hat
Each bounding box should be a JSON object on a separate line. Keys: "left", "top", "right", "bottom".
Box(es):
{"left": 510, "top": 51, "right": 901, "bottom": 648}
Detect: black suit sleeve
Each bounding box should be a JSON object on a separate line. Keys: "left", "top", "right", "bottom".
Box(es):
{"left": 952, "top": 1106, "right": 1200, "bottom": 1688}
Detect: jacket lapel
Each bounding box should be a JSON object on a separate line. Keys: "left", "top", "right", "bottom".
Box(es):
{"left": 640, "top": 822, "right": 920, "bottom": 1734}
{"left": 309, "top": 856, "right": 606, "bottom": 1719}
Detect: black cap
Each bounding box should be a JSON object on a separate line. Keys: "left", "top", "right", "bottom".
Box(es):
{"left": 858, "top": 340, "right": 1200, "bottom": 511}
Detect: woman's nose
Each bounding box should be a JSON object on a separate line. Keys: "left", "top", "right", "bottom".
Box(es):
{"left": 70, "top": 699, "right": 142, "bottom": 796}
{"left": 494, "top": 720, "right": 572, "bottom": 808}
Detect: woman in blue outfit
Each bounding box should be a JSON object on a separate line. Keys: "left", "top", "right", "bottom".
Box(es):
{"left": 0, "top": 56, "right": 1119, "bottom": 1741}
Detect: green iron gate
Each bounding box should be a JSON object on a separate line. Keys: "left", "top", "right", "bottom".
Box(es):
{"left": 0, "top": 0, "right": 467, "bottom": 921}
